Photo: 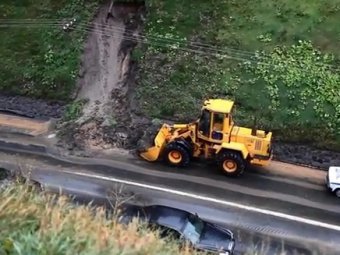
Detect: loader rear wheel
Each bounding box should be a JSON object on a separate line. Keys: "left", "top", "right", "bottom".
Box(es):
{"left": 217, "top": 151, "right": 245, "bottom": 177}
{"left": 164, "top": 142, "right": 190, "bottom": 167}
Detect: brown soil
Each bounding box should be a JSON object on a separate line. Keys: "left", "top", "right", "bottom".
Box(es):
{"left": 57, "top": 2, "right": 150, "bottom": 154}
{"left": 76, "top": 5, "right": 126, "bottom": 120}
{"left": 0, "top": 113, "right": 53, "bottom": 136}
{"left": 261, "top": 161, "right": 326, "bottom": 185}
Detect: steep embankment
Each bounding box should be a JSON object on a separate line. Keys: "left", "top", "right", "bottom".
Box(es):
{"left": 132, "top": 0, "right": 340, "bottom": 168}
{"left": 0, "top": 0, "right": 99, "bottom": 118}
{"left": 76, "top": 4, "right": 127, "bottom": 120}
{"left": 1, "top": 1, "right": 340, "bottom": 169}
{"left": 0, "top": 0, "right": 100, "bottom": 100}
{"left": 57, "top": 1, "right": 150, "bottom": 153}
{"left": 134, "top": 0, "right": 340, "bottom": 150}
{"left": 64, "top": 0, "right": 340, "bottom": 169}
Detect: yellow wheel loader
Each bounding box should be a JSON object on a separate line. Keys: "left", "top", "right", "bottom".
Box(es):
{"left": 138, "top": 99, "right": 273, "bottom": 176}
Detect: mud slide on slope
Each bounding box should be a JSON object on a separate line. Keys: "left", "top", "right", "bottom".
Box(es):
{"left": 56, "top": 1, "right": 340, "bottom": 169}
{"left": 57, "top": 1, "right": 149, "bottom": 154}
{"left": 76, "top": 4, "right": 125, "bottom": 120}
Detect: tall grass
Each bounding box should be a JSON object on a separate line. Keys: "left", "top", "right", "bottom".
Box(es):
{"left": 0, "top": 182, "right": 198, "bottom": 255}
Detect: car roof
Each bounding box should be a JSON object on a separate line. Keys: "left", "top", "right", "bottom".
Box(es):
{"left": 329, "top": 166, "right": 340, "bottom": 183}
{"left": 144, "top": 205, "right": 190, "bottom": 229}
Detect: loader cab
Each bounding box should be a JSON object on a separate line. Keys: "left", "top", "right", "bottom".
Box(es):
{"left": 197, "top": 99, "right": 234, "bottom": 142}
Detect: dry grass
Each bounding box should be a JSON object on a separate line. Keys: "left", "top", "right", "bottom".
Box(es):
{"left": 0, "top": 182, "right": 200, "bottom": 255}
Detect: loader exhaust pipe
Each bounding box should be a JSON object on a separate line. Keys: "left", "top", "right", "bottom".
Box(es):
{"left": 251, "top": 117, "right": 257, "bottom": 136}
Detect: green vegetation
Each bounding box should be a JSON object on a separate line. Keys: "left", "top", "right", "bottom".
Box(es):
{"left": 1, "top": 0, "right": 340, "bottom": 148}
{"left": 0, "top": 0, "right": 99, "bottom": 101}
{"left": 63, "top": 99, "right": 86, "bottom": 121}
{"left": 236, "top": 41, "right": 340, "bottom": 146}
{"left": 0, "top": 183, "right": 198, "bottom": 255}
{"left": 0, "top": 181, "right": 321, "bottom": 255}
{"left": 136, "top": 0, "right": 340, "bottom": 149}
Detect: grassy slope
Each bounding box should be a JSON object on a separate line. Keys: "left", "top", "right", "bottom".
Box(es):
{"left": 0, "top": 0, "right": 99, "bottom": 101}
{"left": 136, "top": 0, "right": 340, "bottom": 148}
{"left": 1, "top": 0, "right": 339, "bottom": 148}
{"left": 0, "top": 183, "right": 200, "bottom": 255}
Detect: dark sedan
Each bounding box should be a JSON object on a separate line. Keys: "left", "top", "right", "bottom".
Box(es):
{"left": 119, "top": 204, "right": 235, "bottom": 255}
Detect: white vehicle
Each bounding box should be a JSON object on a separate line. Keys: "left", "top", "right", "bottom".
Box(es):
{"left": 326, "top": 166, "right": 340, "bottom": 197}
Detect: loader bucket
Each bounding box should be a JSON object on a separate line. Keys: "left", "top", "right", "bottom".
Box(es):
{"left": 139, "top": 124, "right": 171, "bottom": 162}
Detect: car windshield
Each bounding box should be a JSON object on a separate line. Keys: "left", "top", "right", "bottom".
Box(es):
{"left": 181, "top": 214, "right": 204, "bottom": 244}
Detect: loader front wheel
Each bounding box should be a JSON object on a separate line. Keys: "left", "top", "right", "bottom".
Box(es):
{"left": 217, "top": 150, "right": 245, "bottom": 177}
{"left": 164, "top": 142, "right": 190, "bottom": 167}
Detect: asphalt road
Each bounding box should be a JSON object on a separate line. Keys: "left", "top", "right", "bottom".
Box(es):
{"left": 0, "top": 137, "right": 339, "bottom": 254}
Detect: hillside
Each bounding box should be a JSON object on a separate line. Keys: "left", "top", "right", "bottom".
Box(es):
{"left": 0, "top": 0, "right": 100, "bottom": 100}
{"left": 0, "top": 0, "right": 340, "bottom": 150}
{"left": 136, "top": 0, "right": 340, "bottom": 149}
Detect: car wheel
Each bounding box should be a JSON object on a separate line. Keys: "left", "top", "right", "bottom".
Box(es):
{"left": 30, "top": 180, "right": 44, "bottom": 192}
{"left": 335, "top": 189, "right": 340, "bottom": 198}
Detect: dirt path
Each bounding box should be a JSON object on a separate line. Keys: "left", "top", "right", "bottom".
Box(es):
{"left": 0, "top": 113, "right": 54, "bottom": 136}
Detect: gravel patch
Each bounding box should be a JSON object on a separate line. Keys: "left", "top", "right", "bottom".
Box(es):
{"left": 0, "top": 94, "right": 66, "bottom": 120}
{"left": 273, "top": 143, "right": 340, "bottom": 170}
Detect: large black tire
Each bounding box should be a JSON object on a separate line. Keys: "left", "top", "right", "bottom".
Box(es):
{"left": 216, "top": 150, "right": 246, "bottom": 177}
{"left": 163, "top": 142, "right": 191, "bottom": 167}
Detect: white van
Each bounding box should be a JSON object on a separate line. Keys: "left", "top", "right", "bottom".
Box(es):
{"left": 326, "top": 166, "right": 340, "bottom": 197}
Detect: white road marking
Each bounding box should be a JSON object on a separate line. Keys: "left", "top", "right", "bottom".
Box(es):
{"left": 62, "top": 170, "right": 340, "bottom": 232}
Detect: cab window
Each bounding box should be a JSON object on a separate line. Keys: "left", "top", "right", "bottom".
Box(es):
{"left": 212, "top": 113, "right": 224, "bottom": 140}
{"left": 213, "top": 113, "right": 224, "bottom": 131}
{"left": 198, "top": 109, "right": 210, "bottom": 137}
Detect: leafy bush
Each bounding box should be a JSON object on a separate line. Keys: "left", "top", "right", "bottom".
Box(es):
{"left": 63, "top": 99, "right": 86, "bottom": 121}
{"left": 234, "top": 41, "right": 340, "bottom": 143}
